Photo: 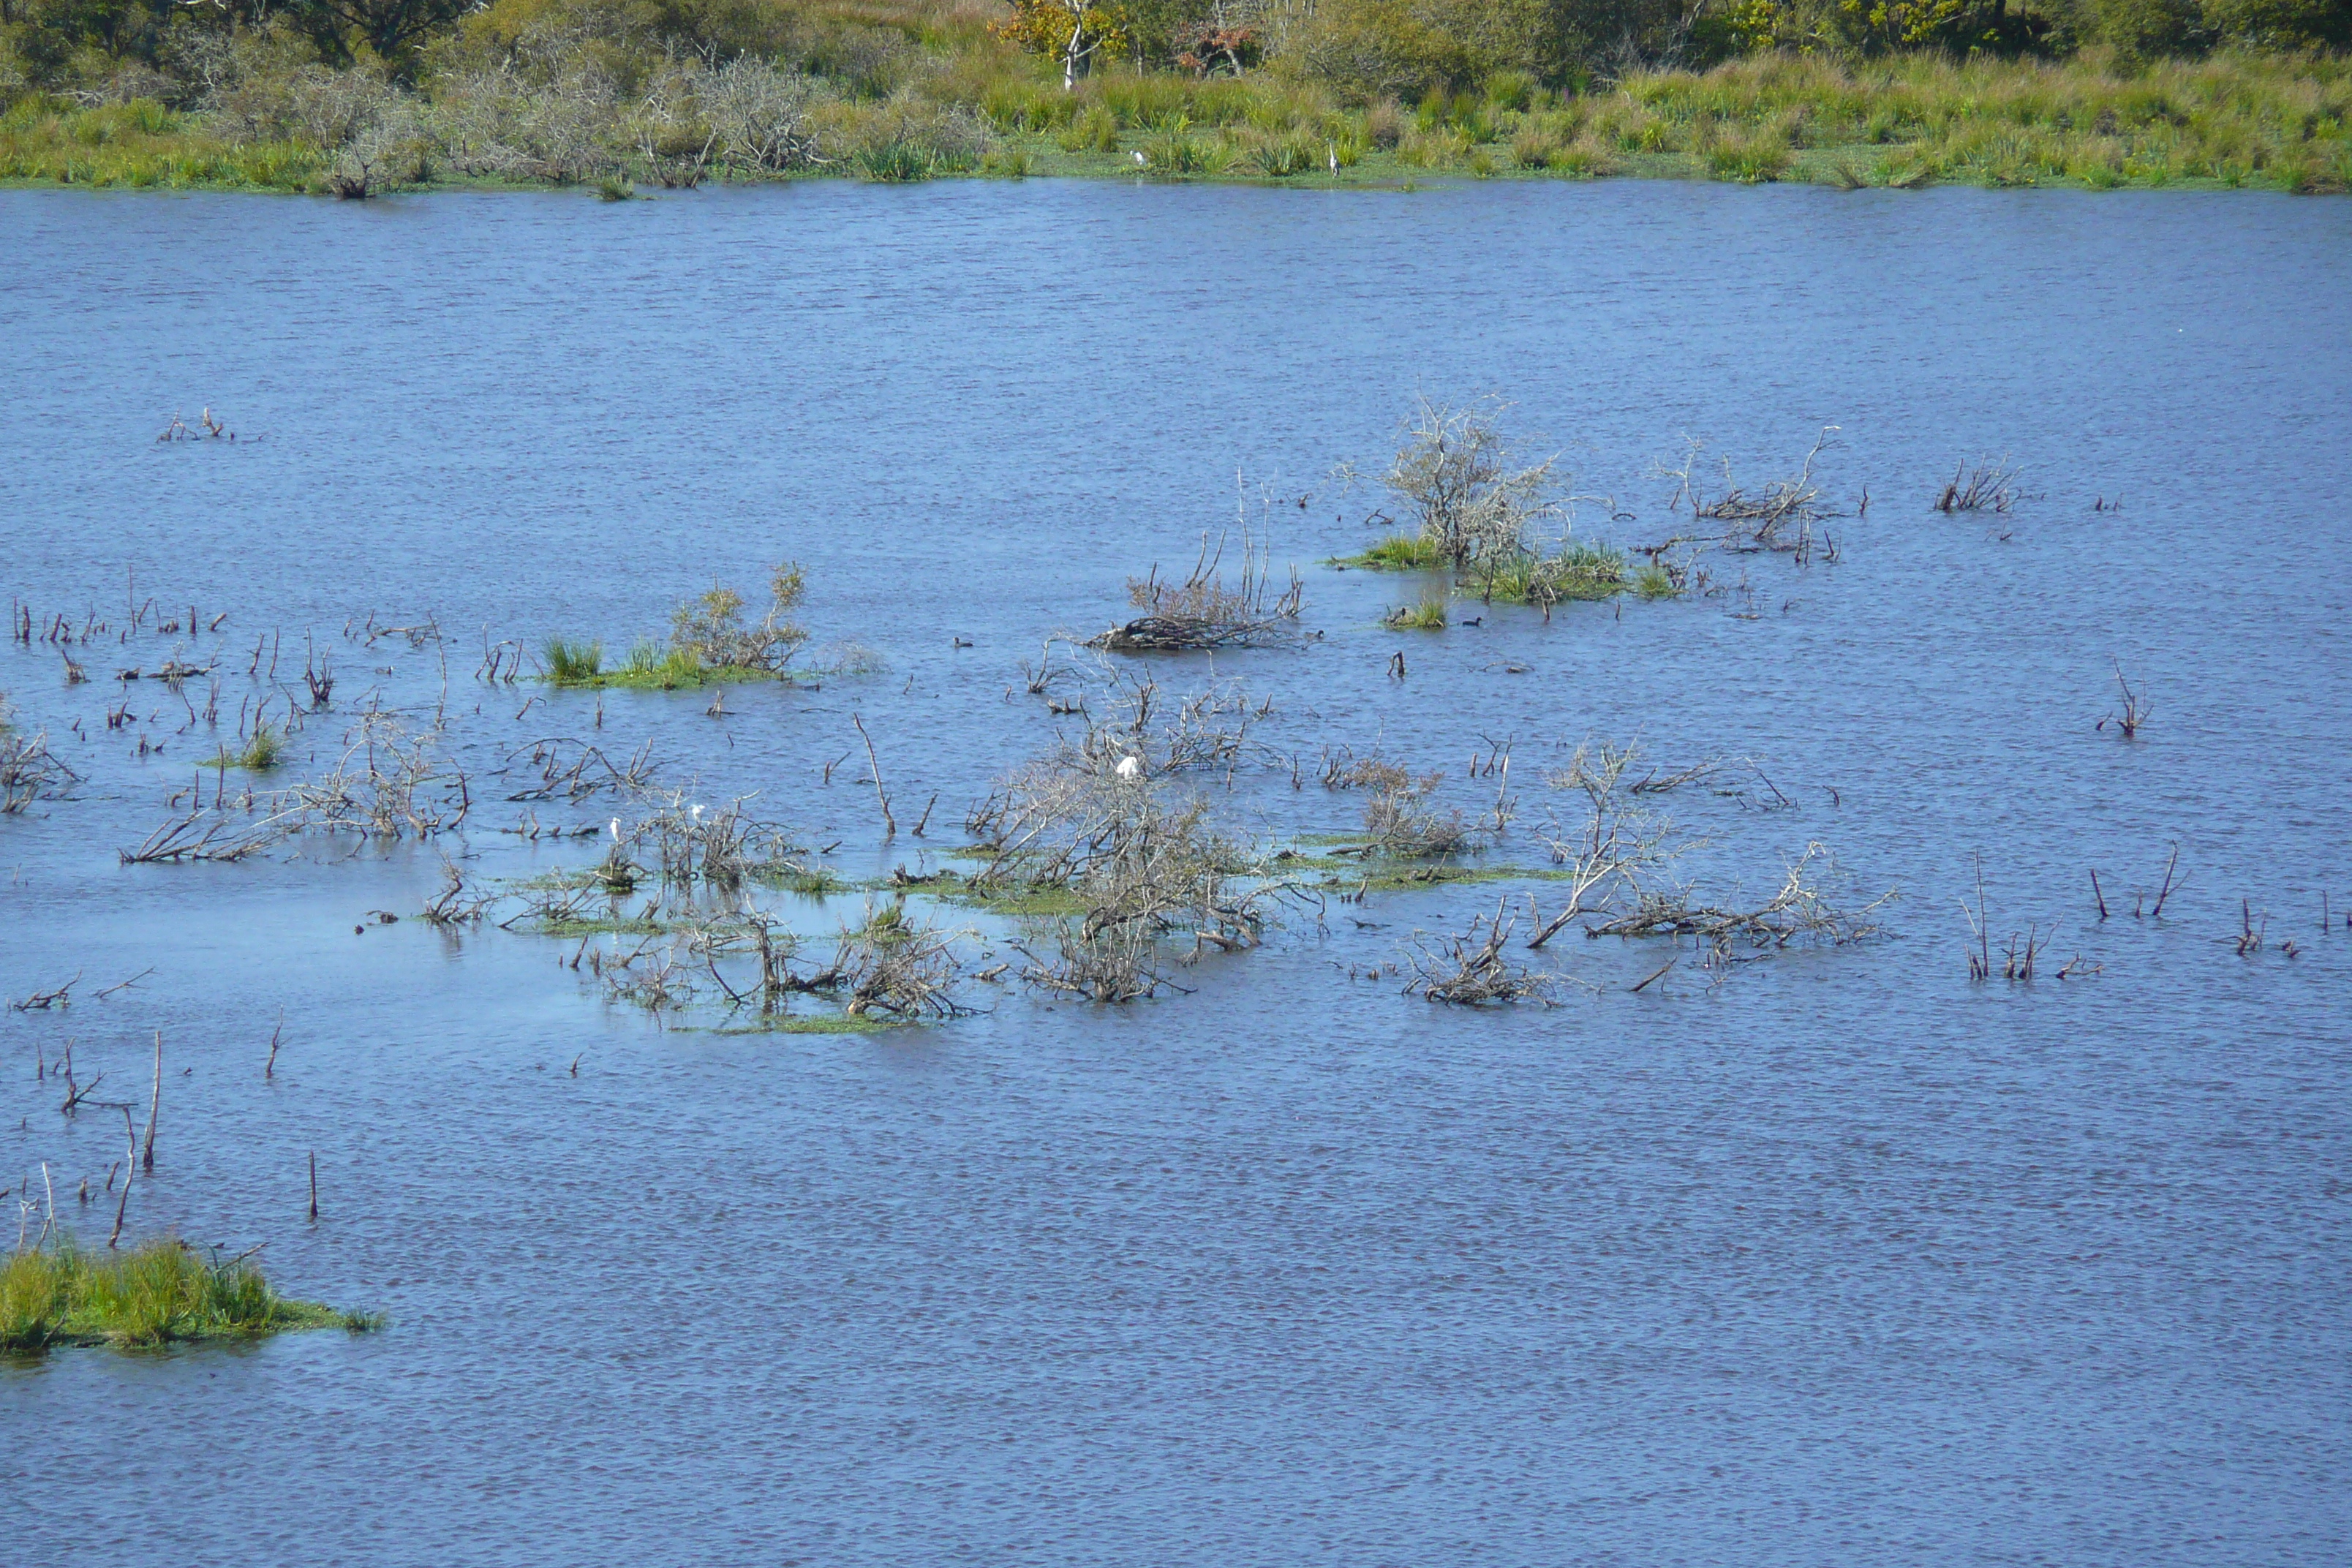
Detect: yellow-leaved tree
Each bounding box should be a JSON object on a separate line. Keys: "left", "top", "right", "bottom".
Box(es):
{"left": 992, "top": 0, "right": 1137, "bottom": 89}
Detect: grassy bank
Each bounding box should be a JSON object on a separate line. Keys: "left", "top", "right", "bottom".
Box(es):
{"left": 4, "top": 46, "right": 2347, "bottom": 195}
{"left": 1, "top": 1237, "right": 380, "bottom": 1352}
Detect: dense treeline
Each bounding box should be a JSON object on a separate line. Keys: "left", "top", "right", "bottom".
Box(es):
{"left": 1, "top": 0, "right": 2346, "bottom": 192}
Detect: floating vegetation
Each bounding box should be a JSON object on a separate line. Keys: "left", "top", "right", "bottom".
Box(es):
{"left": 1343, "top": 532, "right": 1448, "bottom": 571}
{"left": 1, "top": 1238, "right": 377, "bottom": 1354}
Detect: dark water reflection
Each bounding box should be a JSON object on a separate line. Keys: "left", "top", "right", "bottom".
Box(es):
{"left": 1, "top": 180, "right": 2348, "bottom": 1565}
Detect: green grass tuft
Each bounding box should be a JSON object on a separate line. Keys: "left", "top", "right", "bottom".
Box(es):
{"left": 856, "top": 141, "right": 935, "bottom": 182}
{"left": 1384, "top": 594, "right": 1450, "bottom": 630}
{"left": 542, "top": 637, "right": 604, "bottom": 684}
{"left": 1343, "top": 532, "right": 1449, "bottom": 570}
{"left": 2, "top": 1237, "right": 374, "bottom": 1354}
{"left": 206, "top": 723, "right": 283, "bottom": 772}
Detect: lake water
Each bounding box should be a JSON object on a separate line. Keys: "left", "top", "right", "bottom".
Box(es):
{"left": 2, "top": 178, "right": 2348, "bottom": 1566}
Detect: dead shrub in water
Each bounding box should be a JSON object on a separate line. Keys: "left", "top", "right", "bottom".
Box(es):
{"left": 1384, "top": 396, "right": 1561, "bottom": 570}
{"left": 1934, "top": 457, "right": 2021, "bottom": 513}
{"left": 972, "top": 736, "right": 1297, "bottom": 1002}
{"left": 1585, "top": 843, "right": 1893, "bottom": 953}
{"left": 1, "top": 725, "right": 80, "bottom": 815}
{"left": 1096, "top": 530, "right": 1304, "bottom": 652}
{"left": 500, "top": 736, "right": 657, "bottom": 802}
{"left": 623, "top": 794, "right": 808, "bottom": 890}
{"left": 286, "top": 709, "right": 470, "bottom": 838}
{"left": 121, "top": 707, "right": 466, "bottom": 863}
{"left": 1405, "top": 897, "right": 1556, "bottom": 1006}
{"left": 1359, "top": 767, "right": 1473, "bottom": 859}
{"left": 1654, "top": 426, "right": 1840, "bottom": 554}
{"left": 1523, "top": 739, "right": 1694, "bottom": 947}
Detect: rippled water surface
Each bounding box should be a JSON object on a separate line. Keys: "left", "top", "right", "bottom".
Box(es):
{"left": 2, "top": 180, "right": 2349, "bottom": 1566}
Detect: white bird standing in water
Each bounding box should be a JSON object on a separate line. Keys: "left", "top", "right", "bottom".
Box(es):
{"left": 609, "top": 817, "right": 622, "bottom": 843}
{"left": 1327, "top": 142, "right": 1338, "bottom": 177}
{"left": 1116, "top": 755, "right": 1142, "bottom": 780}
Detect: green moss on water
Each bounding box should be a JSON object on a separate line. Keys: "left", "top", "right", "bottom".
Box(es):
{"left": 707, "top": 1013, "right": 897, "bottom": 1036}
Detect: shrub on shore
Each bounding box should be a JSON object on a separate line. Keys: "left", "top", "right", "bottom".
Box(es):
{"left": 1, "top": 0, "right": 2344, "bottom": 193}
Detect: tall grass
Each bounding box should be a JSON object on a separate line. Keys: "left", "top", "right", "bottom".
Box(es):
{"left": 542, "top": 636, "right": 604, "bottom": 684}
{"left": 1347, "top": 532, "right": 1450, "bottom": 570}
{"left": 1, "top": 1237, "right": 375, "bottom": 1352}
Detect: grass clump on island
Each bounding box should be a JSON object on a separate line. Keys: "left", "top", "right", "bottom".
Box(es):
{"left": 1, "top": 0, "right": 2347, "bottom": 197}
{"left": 1, "top": 1237, "right": 380, "bottom": 1353}
{"left": 542, "top": 562, "right": 808, "bottom": 690}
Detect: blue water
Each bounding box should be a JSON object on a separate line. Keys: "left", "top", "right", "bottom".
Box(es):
{"left": 1, "top": 178, "right": 2348, "bottom": 1566}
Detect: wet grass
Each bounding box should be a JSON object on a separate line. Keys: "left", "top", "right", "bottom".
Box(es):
{"left": 205, "top": 723, "right": 284, "bottom": 772}
{"left": 1385, "top": 595, "right": 1450, "bottom": 630}
{"left": 1468, "top": 543, "right": 1629, "bottom": 605}
{"left": 540, "top": 641, "right": 776, "bottom": 691}
{"left": 1338, "top": 533, "right": 1450, "bottom": 570}
{"left": 535, "top": 915, "right": 683, "bottom": 938}
{"left": 1, "top": 1237, "right": 378, "bottom": 1353}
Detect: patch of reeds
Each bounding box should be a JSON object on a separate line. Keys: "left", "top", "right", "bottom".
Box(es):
{"left": 1469, "top": 541, "right": 1628, "bottom": 606}
{"left": 541, "top": 637, "right": 603, "bottom": 684}
{"left": 1343, "top": 532, "right": 1449, "bottom": 570}
{"left": 206, "top": 721, "right": 284, "bottom": 772}
{"left": 1384, "top": 594, "right": 1450, "bottom": 630}
{"left": 1, "top": 1237, "right": 377, "bottom": 1353}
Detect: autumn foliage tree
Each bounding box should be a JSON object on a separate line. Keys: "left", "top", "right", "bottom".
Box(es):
{"left": 990, "top": 0, "right": 1133, "bottom": 88}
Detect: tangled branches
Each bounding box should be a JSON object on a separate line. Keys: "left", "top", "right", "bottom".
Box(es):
{"left": 1406, "top": 897, "right": 1556, "bottom": 1005}
{"left": 285, "top": 710, "right": 469, "bottom": 837}
{"left": 973, "top": 732, "right": 1300, "bottom": 1002}
{"left": 1525, "top": 739, "right": 1690, "bottom": 946}
{"left": 1096, "top": 531, "right": 1304, "bottom": 652}
{"left": 1, "top": 728, "right": 79, "bottom": 814}
{"left": 1356, "top": 762, "right": 1474, "bottom": 859}
{"left": 1586, "top": 843, "right": 1892, "bottom": 951}
{"left": 500, "top": 737, "right": 657, "bottom": 802}
{"left": 1655, "top": 427, "right": 1840, "bottom": 555}
{"left": 1386, "top": 395, "right": 1561, "bottom": 570}
{"left": 121, "top": 709, "right": 464, "bottom": 863}
{"left": 598, "top": 795, "right": 808, "bottom": 892}
{"left": 1934, "top": 458, "right": 2021, "bottom": 513}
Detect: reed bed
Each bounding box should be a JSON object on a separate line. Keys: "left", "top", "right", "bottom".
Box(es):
{"left": 1, "top": 1237, "right": 374, "bottom": 1352}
